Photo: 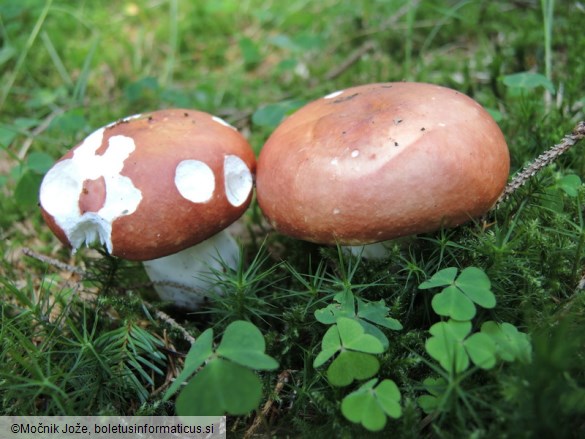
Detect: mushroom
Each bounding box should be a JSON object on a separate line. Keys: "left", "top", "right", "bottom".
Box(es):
{"left": 255, "top": 82, "right": 510, "bottom": 254}
{"left": 39, "top": 109, "right": 255, "bottom": 309}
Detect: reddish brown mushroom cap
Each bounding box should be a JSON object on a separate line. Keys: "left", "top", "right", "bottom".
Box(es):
{"left": 256, "top": 82, "right": 510, "bottom": 245}
{"left": 40, "top": 109, "right": 256, "bottom": 260}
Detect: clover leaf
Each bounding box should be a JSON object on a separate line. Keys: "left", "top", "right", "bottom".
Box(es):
{"left": 419, "top": 267, "right": 496, "bottom": 320}
{"left": 313, "top": 322, "right": 343, "bottom": 367}
{"left": 431, "top": 285, "right": 477, "bottom": 321}
{"left": 426, "top": 320, "right": 471, "bottom": 373}
{"left": 419, "top": 267, "right": 458, "bottom": 289}
{"left": 164, "top": 328, "right": 213, "bottom": 399}
{"left": 456, "top": 267, "right": 495, "bottom": 309}
{"left": 314, "top": 318, "right": 384, "bottom": 386}
{"left": 314, "top": 317, "right": 384, "bottom": 367}
{"left": 216, "top": 320, "right": 279, "bottom": 370}
{"left": 341, "top": 378, "right": 402, "bottom": 431}
{"left": 358, "top": 299, "right": 403, "bottom": 331}
{"left": 426, "top": 320, "right": 497, "bottom": 373}
{"left": 502, "top": 71, "right": 556, "bottom": 94}
{"left": 464, "top": 332, "right": 498, "bottom": 369}
{"left": 337, "top": 316, "right": 386, "bottom": 353}
{"left": 420, "top": 321, "right": 531, "bottom": 415}
{"left": 327, "top": 351, "right": 380, "bottom": 386}
{"left": 314, "top": 291, "right": 355, "bottom": 324}
{"left": 176, "top": 358, "right": 263, "bottom": 415}
{"left": 417, "top": 377, "right": 448, "bottom": 414}
{"left": 314, "top": 291, "right": 401, "bottom": 348}
{"left": 556, "top": 174, "right": 582, "bottom": 197}
{"left": 163, "top": 320, "right": 278, "bottom": 415}
{"left": 480, "top": 321, "right": 532, "bottom": 364}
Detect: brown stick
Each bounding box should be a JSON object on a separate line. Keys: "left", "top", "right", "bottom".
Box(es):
{"left": 243, "top": 370, "right": 291, "bottom": 439}
{"left": 308, "top": 41, "right": 376, "bottom": 89}
{"left": 494, "top": 121, "right": 585, "bottom": 209}
{"left": 22, "top": 247, "right": 84, "bottom": 275}
{"left": 143, "top": 302, "right": 196, "bottom": 344}
{"left": 322, "top": 40, "right": 376, "bottom": 82}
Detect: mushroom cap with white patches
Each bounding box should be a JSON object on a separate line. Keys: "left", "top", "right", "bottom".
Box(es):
{"left": 256, "top": 82, "right": 510, "bottom": 245}
{"left": 40, "top": 108, "right": 256, "bottom": 261}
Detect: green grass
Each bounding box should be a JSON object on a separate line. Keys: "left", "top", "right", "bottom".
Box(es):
{"left": 2, "top": 0, "right": 585, "bottom": 437}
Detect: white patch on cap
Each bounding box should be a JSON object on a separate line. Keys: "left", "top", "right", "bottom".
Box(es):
{"left": 438, "top": 122, "right": 446, "bottom": 127}
{"left": 212, "top": 116, "right": 237, "bottom": 131}
{"left": 330, "top": 158, "right": 339, "bottom": 166}
{"left": 333, "top": 208, "right": 340, "bottom": 215}
{"left": 175, "top": 160, "right": 215, "bottom": 203}
{"left": 324, "top": 90, "right": 343, "bottom": 99}
{"left": 351, "top": 150, "right": 360, "bottom": 158}
{"left": 39, "top": 128, "right": 142, "bottom": 254}
{"left": 224, "top": 155, "right": 252, "bottom": 207}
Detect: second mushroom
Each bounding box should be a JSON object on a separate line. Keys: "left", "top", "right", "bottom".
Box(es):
{"left": 256, "top": 82, "right": 510, "bottom": 254}
{"left": 39, "top": 109, "right": 256, "bottom": 309}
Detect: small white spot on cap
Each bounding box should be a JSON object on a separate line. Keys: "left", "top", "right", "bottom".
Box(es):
{"left": 324, "top": 90, "right": 344, "bottom": 100}
{"left": 351, "top": 150, "right": 360, "bottom": 158}
{"left": 330, "top": 158, "right": 339, "bottom": 166}
{"left": 333, "top": 208, "right": 340, "bottom": 215}
{"left": 438, "top": 122, "right": 446, "bottom": 127}
{"left": 224, "top": 155, "right": 253, "bottom": 207}
{"left": 212, "top": 116, "right": 237, "bottom": 131}
{"left": 175, "top": 160, "right": 215, "bottom": 203}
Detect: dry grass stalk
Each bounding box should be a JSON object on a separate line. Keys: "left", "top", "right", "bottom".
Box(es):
{"left": 495, "top": 121, "right": 585, "bottom": 208}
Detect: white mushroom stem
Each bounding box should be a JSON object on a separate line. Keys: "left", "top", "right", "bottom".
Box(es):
{"left": 345, "top": 241, "right": 394, "bottom": 259}
{"left": 142, "top": 229, "right": 239, "bottom": 309}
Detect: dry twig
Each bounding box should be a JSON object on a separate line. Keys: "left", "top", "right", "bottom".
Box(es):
{"left": 494, "top": 121, "right": 585, "bottom": 209}
{"left": 22, "top": 247, "right": 83, "bottom": 275}
{"left": 243, "top": 370, "right": 291, "bottom": 439}
{"left": 319, "top": 40, "right": 376, "bottom": 84}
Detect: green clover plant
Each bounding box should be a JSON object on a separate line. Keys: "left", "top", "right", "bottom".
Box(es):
{"left": 419, "top": 320, "right": 532, "bottom": 414}
{"left": 480, "top": 321, "right": 532, "bottom": 364}
{"left": 313, "top": 317, "right": 384, "bottom": 386}
{"left": 540, "top": 173, "right": 583, "bottom": 212}
{"left": 425, "top": 319, "right": 497, "bottom": 374}
{"left": 417, "top": 377, "right": 449, "bottom": 414}
{"left": 164, "top": 320, "right": 278, "bottom": 416}
{"left": 554, "top": 174, "right": 582, "bottom": 197}
{"left": 309, "top": 249, "right": 404, "bottom": 431}
{"left": 419, "top": 267, "right": 495, "bottom": 320}
{"left": 502, "top": 71, "right": 556, "bottom": 94}
{"left": 417, "top": 267, "right": 532, "bottom": 415}
{"left": 341, "top": 378, "right": 402, "bottom": 431}
{"left": 315, "top": 290, "right": 402, "bottom": 349}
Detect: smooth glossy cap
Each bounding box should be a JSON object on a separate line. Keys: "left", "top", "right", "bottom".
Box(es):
{"left": 256, "top": 82, "right": 510, "bottom": 244}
